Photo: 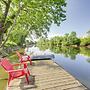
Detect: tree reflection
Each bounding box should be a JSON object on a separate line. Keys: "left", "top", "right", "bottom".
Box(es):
{"left": 80, "top": 47, "right": 90, "bottom": 57}
{"left": 37, "top": 45, "right": 90, "bottom": 61}
{"left": 38, "top": 45, "right": 80, "bottom": 60}
{"left": 87, "top": 58, "right": 90, "bottom": 63}
{"left": 50, "top": 46, "right": 80, "bottom": 60}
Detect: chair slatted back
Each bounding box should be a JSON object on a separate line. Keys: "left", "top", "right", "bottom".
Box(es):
{"left": 16, "top": 51, "right": 22, "bottom": 60}
{"left": 0, "top": 58, "right": 14, "bottom": 71}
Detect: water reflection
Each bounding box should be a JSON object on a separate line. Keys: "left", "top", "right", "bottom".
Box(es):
{"left": 87, "top": 58, "right": 90, "bottom": 63}
{"left": 38, "top": 45, "right": 90, "bottom": 60}
{"left": 80, "top": 47, "right": 90, "bottom": 57}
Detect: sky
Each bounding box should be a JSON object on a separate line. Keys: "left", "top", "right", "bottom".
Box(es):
{"left": 48, "top": 0, "right": 90, "bottom": 38}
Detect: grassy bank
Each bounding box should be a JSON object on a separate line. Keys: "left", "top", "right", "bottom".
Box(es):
{"left": 0, "top": 67, "right": 8, "bottom": 90}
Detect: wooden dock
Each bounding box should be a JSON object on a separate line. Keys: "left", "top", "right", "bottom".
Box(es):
{"left": 8, "top": 60, "right": 87, "bottom": 90}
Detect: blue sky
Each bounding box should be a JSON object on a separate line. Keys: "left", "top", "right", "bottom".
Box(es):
{"left": 48, "top": 0, "right": 90, "bottom": 38}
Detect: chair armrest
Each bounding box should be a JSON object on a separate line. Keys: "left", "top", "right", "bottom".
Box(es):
{"left": 13, "top": 62, "right": 28, "bottom": 66}
{"left": 13, "top": 62, "right": 28, "bottom": 69}
{"left": 7, "top": 69, "right": 25, "bottom": 73}
{"left": 13, "top": 63, "right": 22, "bottom": 66}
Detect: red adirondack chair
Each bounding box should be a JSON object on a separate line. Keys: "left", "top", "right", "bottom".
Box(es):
{"left": 16, "top": 51, "right": 32, "bottom": 65}
{"left": 0, "top": 58, "right": 30, "bottom": 86}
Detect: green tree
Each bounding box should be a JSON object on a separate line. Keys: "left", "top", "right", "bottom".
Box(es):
{"left": 37, "top": 38, "right": 49, "bottom": 50}
{"left": 68, "top": 32, "right": 80, "bottom": 46}
{"left": 62, "top": 33, "right": 69, "bottom": 46}
{"left": 8, "top": 29, "right": 28, "bottom": 46}
{"left": 80, "top": 30, "right": 90, "bottom": 46}
{"left": 50, "top": 36, "right": 63, "bottom": 46}
{"left": 80, "top": 37, "right": 90, "bottom": 46}
{"left": 87, "top": 30, "right": 90, "bottom": 37}
{"left": 0, "top": 0, "right": 66, "bottom": 47}
{"left": 62, "top": 32, "right": 80, "bottom": 46}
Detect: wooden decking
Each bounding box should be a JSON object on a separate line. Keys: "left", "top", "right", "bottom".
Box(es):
{"left": 8, "top": 60, "right": 87, "bottom": 90}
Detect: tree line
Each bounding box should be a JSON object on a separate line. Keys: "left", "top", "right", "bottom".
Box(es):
{"left": 36, "top": 31, "right": 90, "bottom": 47}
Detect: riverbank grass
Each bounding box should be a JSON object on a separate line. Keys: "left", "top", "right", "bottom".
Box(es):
{"left": 0, "top": 67, "right": 8, "bottom": 90}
